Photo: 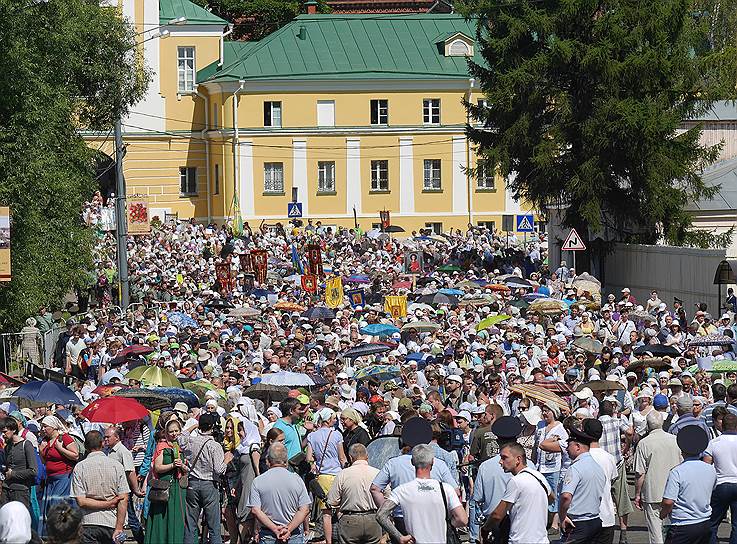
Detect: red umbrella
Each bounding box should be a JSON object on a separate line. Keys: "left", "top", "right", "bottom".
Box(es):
{"left": 91, "top": 384, "right": 125, "bottom": 397}
{"left": 393, "top": 280, "right": 413, "bottom": 289}
{"left": 81, "top": 397, "right": 149, "bottom": 423}
{"left": 119, "top": 345, "right": 155, "bottom": 357}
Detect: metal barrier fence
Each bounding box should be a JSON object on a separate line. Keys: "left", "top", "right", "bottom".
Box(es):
{"left": 0, "top": 324, "right": 66, "bottom": 376}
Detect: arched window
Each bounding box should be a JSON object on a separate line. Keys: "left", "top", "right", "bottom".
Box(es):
{"left": 448, "top": 39, "right": 470, "bottom": 56}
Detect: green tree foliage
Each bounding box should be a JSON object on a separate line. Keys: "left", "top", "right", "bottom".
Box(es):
{"left": 193, "top": 0, "right": 328, "bottom": 41}
{"left": 463, "top": 0, "right": 737, "bottom": 246}
{"left": 0, "top": 0, "right": 147, "bottom": 328}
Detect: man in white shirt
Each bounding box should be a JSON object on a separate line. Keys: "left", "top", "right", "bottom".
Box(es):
{"left": 483, "top": 442, "right": 553, "bottom": 544}
{"left": 704, "top": 413, "right": 737, "bottom": 544}
{"left": 376, "top": 444, "right": 467, "bottom": 544}
{"left": 584, "top": 419, "right": 619, "bottom": 544}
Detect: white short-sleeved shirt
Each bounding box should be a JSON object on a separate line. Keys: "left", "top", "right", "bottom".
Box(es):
{"left": 589, "top": 447, "right": 618, "bottom": 527}
{"left": 704, "top": 434, "right": 737, "bottom": 485}
{"left": 388, "top": 478, "right": 461, "bottom": 544}
{"left": 501, "top": 468, "right": 551, "bottom": 544}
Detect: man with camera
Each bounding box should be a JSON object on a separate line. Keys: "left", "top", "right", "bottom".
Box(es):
{"left": 183, "top": 413, "right": 233, "bottom": 544}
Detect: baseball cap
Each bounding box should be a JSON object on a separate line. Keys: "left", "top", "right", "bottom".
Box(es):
{"left": 653, "top": 394, "right": 669, "bottom": 409}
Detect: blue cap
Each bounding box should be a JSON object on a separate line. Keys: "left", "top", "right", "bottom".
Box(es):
{"left": 653, "top": 394, "right": 669, "bottom": 409}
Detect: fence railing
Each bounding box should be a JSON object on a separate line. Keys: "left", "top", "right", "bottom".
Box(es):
{"left": 0, "top": 324, "right": 65, "bottom": 376}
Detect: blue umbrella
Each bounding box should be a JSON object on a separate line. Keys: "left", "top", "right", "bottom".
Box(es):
{"left": 439, "top": 288, "right": 464, "bottom": 296}
{"left": 252, "top": 288, "right": 274, "bottom": 298}
{"left": 345, "top": 274, "right": 371, "bottom": 284}
{"left": 406, "top": 352, "right": 425, "bottom": 361}
{"left": 523, "top": 293, "right": 549, "bottom": 301}
{"left": 14, "top": 380, "right": 81, "bottom": 406}
{"left": 354, "top": 365, "right": 401, "bottom": 382}
{"left": 360, "top": 324, "right": 400, "bottom": 336}
{"left": 152, "top": 387, "right": 200, "bottom": 408}
{"left": 302, "top": 306, "right": 336, "bottom": 320}
{"left": 167, "top": 311, "right": 198, "bottom": 329}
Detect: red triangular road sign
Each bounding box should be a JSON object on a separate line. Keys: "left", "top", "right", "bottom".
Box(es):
{"left": 562, "top": 228, "right": 586, "bottom": 251}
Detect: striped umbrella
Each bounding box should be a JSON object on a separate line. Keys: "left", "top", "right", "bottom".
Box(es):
{"left": 509, "top": 383, "right": 568, "bottom": 409}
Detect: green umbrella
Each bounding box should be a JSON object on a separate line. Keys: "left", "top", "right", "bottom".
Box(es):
{"left": 126, "top": 365, "right": 182, "bottom": 388}
{"left": 476, "top": 315, "right": 512, "bottom": 331}
{"left": 183, "top": 379, "right": 226, "bottom": 401}
{"left": 711, "top": 360, "right": 737, "bottom": 373}
{"left": 401, "top": 320, "right": 440, "bottom": 332}
{"left": 437, "top": 264, "right": 462, "bottom": 272}
{"left": 509, "top": 299, "right": 529, "bottom": 309}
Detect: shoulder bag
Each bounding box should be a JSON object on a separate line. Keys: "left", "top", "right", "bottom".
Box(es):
{"left": 438, "top": 480, "right": 462, "bottom": 544}
{"left": 308, "top": 430, "right": 333, "bottom": 501}
{"left": 180, "top": 437, "right": 213, "bottom": 489}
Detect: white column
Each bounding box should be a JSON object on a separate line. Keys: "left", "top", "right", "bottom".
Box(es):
{"left": 504, "top": 171, "right": 522, "bottom": 213}
{"left": 293, "top": 139, "right": 308, "bottom": 216}
{"left": 239, "top": 140, "right": 254, "bottom": 217}
{"left": 399, "top": 137, "right": 415, "bottom": 214}
{"left": 452, "top": 135, "right": 468, "bottom": 214}
{"left": 346, "top": 138, "right": 361, "bottom": 215}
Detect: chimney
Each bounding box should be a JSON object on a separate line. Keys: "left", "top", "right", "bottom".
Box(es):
{"left": 305, "top": 0, "right": 318, "bottom": 14}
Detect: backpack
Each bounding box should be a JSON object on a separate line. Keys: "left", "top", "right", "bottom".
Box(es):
{"left": 66, "top": 433, "right": 86, "bottom": 460}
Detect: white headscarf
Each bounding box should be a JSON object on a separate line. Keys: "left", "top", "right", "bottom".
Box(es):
{"left": 0, "top": 502, "right": 31, "bottom": 544}
{"left": 41, "top": 415, "right": 66, "bottom": 432}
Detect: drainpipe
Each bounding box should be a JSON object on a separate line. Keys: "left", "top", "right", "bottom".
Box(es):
{"left": 466, "top": 78, "right": 475, "bottom": 227}
{"left": 218, "top": 24, "right": 233, "bottom": 68}
{"left": 232, "top": 80, "right": 245, "bottom": 222}
{"left": 194, "top": 85, "right": 211, "bottom": 223}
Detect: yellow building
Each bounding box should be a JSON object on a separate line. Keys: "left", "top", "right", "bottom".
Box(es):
{"left": 89, "top": 0, "right": 532, "bottom": 234}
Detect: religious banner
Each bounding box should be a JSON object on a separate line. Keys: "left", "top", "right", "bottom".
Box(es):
{"left": 243, "top": 273, "right": 255, "bottom": 293}
{"left": 291, "top": 243, "right": 304, "bottom": 274}
{"left": 384, "top": 295, "right": 407, "bottom": 318}
{"left": 346, "top": 289, "right": 365, "bottom": 308}
{"left": 379, "top": 210, "right": 391, "bottom": 230}
{"left": 239, "top": 252, "right": 253, "bottom": 274}
{"left": 403, "top": 251, "right": 424, "bottom": 274}
{"left": 214, "top": 262, "right": 234, "bottom": 295}
{"left": 325, "top": 276, "right": 344, "bottom": 308}
{"left": 301, "top": 274, "right": 317, "bottom": 293}
{"left": 306, "top": 244, "right": 324, "bottom": 277}
{"left": 127, "top": 195, "right": 150, "bottom": 235}
{"left": 251, "top": 249, "right": 268, "bottom": 284}
{"left": 0, "top": 207, "right": 9, "bottom": 282}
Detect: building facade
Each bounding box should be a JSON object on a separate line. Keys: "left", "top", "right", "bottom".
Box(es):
{"left": 88, "top": 0, "right": 529, "bottom": 234}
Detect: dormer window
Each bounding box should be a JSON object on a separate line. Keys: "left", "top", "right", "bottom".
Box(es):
{"left": 436, "top": 32, "right": 474, "bottom": 57}
{"left": 448, "top": 39, "right": 470, "bottom": 56}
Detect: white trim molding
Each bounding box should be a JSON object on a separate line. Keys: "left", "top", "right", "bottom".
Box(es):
{"left": 293, "top": 139, "right": 308, "bottom": 216}
{"left": 346, "top": 138, "right": 362, "bottom": 215}
{"left": 399, "top": 137, "right": 415, "bottom": 214}
{"left": 239, "top": 140, "right": 255, "bottom": 217}
{"left": 451, "top": 135, "right": 468, "bottom": 214}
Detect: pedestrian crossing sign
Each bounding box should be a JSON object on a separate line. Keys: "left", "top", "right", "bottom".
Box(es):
{"left": 288, "top": 202, "right": 303, "bottom": 218}
{"left": 516, "top": 214, "right": 534, "bottom": 232}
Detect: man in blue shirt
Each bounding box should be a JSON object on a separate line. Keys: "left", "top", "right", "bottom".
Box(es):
{"left": 660, "top": 425, "right": 716, "bottom": 544}
{"left": 273, "top": 397, "right": 305, "bottom": 460}
{"left": 559, "top": 426, "right": 607, "bottom": 544}
{"left": 667, "top": 397, "right": 710, "bottom": 437}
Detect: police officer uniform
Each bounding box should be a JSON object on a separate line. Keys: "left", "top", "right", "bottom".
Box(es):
{"left": 560, "top": 427, "right": 607, "bottom": 544}
{"left": 661, "top": 426, "right": 716, "bottom": 544}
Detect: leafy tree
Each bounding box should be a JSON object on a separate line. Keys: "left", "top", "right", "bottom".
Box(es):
{"left": 193, "top": 0, "right": 328, "bottom": 41}
{"left": 0, "top": 0, "right": 147, "bottom": 329}
{"left": 464, "top": 0, "right": 737, "bottom": 247}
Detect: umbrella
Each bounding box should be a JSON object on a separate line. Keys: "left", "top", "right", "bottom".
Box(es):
{"left": 504, "top": 277, "right": 534, "bottom": 289}
{"left": 572, "top": 337, "right": 603, "bottom": 354}
{"left": 119, "top": 345, "right": 154, "bottom": 358}
{"left": 308, "top": 373, "right": 329, "bottom": 386}
{"left": 439, "top": 288, "right": 464, "bottom": 296}
{"left": 627, "top": 357, "right": 672, "bottom": 371}
{"left": 535, "top": 380, "right": 574, "bottom": 395}
{"left": 252, "top": 288, "right": 274, "bottom": 298}
{"left": 152, "top": 387, "right": 200, "bottom": 408}
{"left": 384, "top": 225, "right": 405, "bottom": 233}
{"left": 166, "top": 311, "right": 198, "bottom": 329}
{"left": 407, "top": 302, "right": 433, "bottom": 312}
{"left": 393, "top": 280, "right": 413, "bottom": 290}
{"left": 688, "top": 334, "right": 735, "bottom": 347}
{"left": 274, "top": 301, "right": 306, "bottom": 312}
{"left": 366, "top": 435, "right": 401, "bottom": 470}
{"left": 528, "top": 299, "right": 567, "bottom": 315}
{"left": 578, "top": 380, "right": 624, "bottom": 392}
{"left": 476, "top": 315, "right": 512, "bottom": 331}
{"left": 345, "top": 274, "right": 371, "bottom": 284}
{"left": 353, "top": 365, "right": 401, "bottom": 382}
{"left": 260, "top": 371, "right": 315, "bottom": 387}
{"left": 417, "top": 293, "right": 459, "bottom": 306}
{"left": 206, "top": 299, "right": 235, "bottom": 310}
{"left": 508, "top": 384, "right": 568, "bottom": 409}
{"left": 571, "top": 272, "right": 601, "bottom": 295}
{"left": 459, "top": 297, "right": 492, "bottom": 307}
{"left": 454, "top": 280, "right": 480, "bottom": 291}
{"left": 14, "top": 380, "right": 81, "bottom": 406}
{"left": 710, "top": 360, "right": 737, "bottom": 373}
{"left": 633, "top": 344, "right": 681, "bottom": 357}
{"left": 91, "top": 384, "right": 125, "bottom": 397}
{"left": 302, "top": 306, "right": 336, "bottom": 320}
{"left": 125, "top": 366, "right": 182, "bottom": 388}
{"left": 112, "top": 389, "right": 172, "bottom": 411}
{"left": 342, "top": 343, "right": 392, "bottom": 359}
{"left": 523, "top": 293, "right": 549, "bottom": 301}
{"left": 183, "top": 380, "right": 226, "bottom": 401}
{"left": 437, "top": 264, "right": 462, "bottom": 272}
{"left": 401, "top": 321, "right": 440, "bottom": 332}
{"left": 81, "top": 397, "right": 149, "bottom": 424}
{"left": 366, "top": 228, "right": 382, "bottom": 239}
{"left": 244, "top": 383, "right": 290, "bottom": 403}
{"left": 485, "top": 284, "right": 511, "bottom": 292}
{"left": 228, "top": 307, "right": 261, "bottom": 318}
{"left": 509, "top": 299, "right": 530, "bottom": 310}
{"left": 360, "top": 324, "right": 400, "bottom": 336}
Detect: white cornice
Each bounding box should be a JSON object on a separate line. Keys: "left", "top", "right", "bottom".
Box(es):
{"left": 200, "top": 78, "right": 480, "bottom": 93}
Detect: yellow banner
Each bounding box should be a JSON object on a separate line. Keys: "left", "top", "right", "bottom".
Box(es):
{"left": 127, "top": 196, "right": 150, "bottom": 235}
{"left": 0, "top": 207, "right": 10, "bottom": 282}
{"left": 384, "top": 295, "right": 407, "bottom": 318}
{"left": 325, "top": 276, "right": 344, "bottom": 308}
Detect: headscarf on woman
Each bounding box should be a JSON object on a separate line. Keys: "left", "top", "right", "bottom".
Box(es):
{"left": 0, "top": 501, "right": 32, "bottom": 543}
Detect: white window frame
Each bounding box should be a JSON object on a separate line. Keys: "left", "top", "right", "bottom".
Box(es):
{"left": 264, "top": 101, "right": 282, "bottom": 128}
{"left": 264, "top": 162, "right": 284, "bottom": 193}
{"left": 423, "top": 159, "right": 442, "bottom": 190}
{"left": 476, "top": 98, "right": 489, "bottom": 125}
{"left": 423, "top": 98, "right": 440, "bottom": 124}
{"left": 370, "top": 160, "right": 389, "bottom": 191}
{"left": 317, "top": 161, "right": 336, "bottom": 193}
{"left": 477, "top": 221, "right": 496, "bottom": 232}
{"left": 177, "top": 47, "right": 196, "bottom": 93}
{"left": 317, "top": 100, "right": 335, "bottom": 127}
{"left": 448, "top": 39, "right": 471, "bottom": 56}
{"left": 476, "top": 160, "right": 495, "bottom": 189}
{"left": 179, "top": 167, "right": 197, "bottom": 196}
{"left": 425, "top": 222, "right": 443, "bottom": 235}
{"left": 371, "top": 99, "right": 389, "bottom": 125}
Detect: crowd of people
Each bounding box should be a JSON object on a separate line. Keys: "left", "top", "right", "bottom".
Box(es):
{"left": 4, "top": 204, "right": 737, "bottom": 544}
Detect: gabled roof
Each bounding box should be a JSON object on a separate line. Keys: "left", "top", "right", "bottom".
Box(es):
{"left": 197, "top": 13, "right": 482, "bottom": 83}
{"left": 686, "top": 155, "right": 737, "bottom": 212}
{"left": 159, "top": 0, "right": 227, "bottom": 26}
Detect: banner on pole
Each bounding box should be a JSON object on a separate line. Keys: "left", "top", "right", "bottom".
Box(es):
{"left": 384, "top": 295, "right": 407, "bottom": 318}
{"left": 301, "top": 274, "right": 317, "bottom": 293}
{"left": 239, "top": 252, "right": 253, "bottom": 274}
{"left": 215, "top": 262, "right": 234, "bottom": 295}
{"left": 127, "top": 195, "right": 150, "bottom": 235}
{"left": 346, "top": 289, "right": 365, "bottom": 308}
{"left": 306, "top": 244, "right": 324, "bottom": 278}
{"left": 325, "top": 276, "right": 344, "bottom": 308}
{"left": 251, "top": 250, "right": 268, "bottom": 284}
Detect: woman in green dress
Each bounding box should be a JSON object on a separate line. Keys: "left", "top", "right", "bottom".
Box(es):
{"left": 145, "top": 418, "right": 187, "bottom": 544}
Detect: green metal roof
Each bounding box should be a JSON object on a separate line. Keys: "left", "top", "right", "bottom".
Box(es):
{"left": 197, "top": 14, "right": 482, "bottom": 83}
{"left": 159, "top": 0, "right": 227, "bottom": 26}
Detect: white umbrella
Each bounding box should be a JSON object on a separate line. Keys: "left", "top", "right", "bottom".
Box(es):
{"left": 259, "top": 371, "right": 315, "bottom": 387}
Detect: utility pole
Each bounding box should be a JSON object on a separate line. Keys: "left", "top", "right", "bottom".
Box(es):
{"left": 114, "top": 119, "right": 129, "bottom": 310}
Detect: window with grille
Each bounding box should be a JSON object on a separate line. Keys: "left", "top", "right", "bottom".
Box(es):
{"left": 370, "top": 99, "right": 388, "bottom": 125}
{"left": 179, "top": 167, "right": 197, "bottom": 195}
{"left": 177, "top": 47, "right": 195, "bottom": 92}
{"left": 423, "top": 159, "right": 441, "bottom": 190}
{"left": 264, "top": 102, "right": 282, "bottom": 127}
{"left": 318, "top": 161, "right": 336, "bottom": 193}
{"left": 423, "top": 98, "right": 440, "bottom": 124}
{"left": 264, "top": 162, "right": 284, "bottom": 193}
{"left": 370, "top": 160, "right": 389, "bottom": 191}
{"left": 477, "top": 160, "right": 495, "bottom": 189}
